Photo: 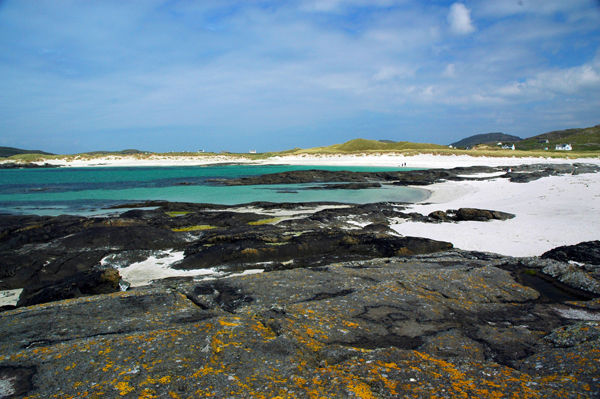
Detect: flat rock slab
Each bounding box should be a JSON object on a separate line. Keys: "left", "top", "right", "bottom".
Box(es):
{"left": 2, "top": 255, "right": 599, "bottom": 398}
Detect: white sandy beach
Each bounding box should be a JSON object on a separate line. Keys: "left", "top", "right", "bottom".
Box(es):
{"left": 13, "top": 152, "right": 600, "bottom": 168}
{"left": 392, "top": 172, "right": 600, "bottom": 257}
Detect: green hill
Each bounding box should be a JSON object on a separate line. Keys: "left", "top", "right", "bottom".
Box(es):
{"left": 451, "top": 133, "right": 522, "bottom": 149}
{"left": 516, "top": 125, "right": 600, "bottom": 151}
{"left": 298, "top": 138, "right": 447, "bottom": 154}
{"left": 0, "top": 146, "right": 54, "bottom": 157}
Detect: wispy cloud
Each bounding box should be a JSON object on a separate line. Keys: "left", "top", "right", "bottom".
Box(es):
{"left": 0, "top": 0, "right": 598, "bottom": 152}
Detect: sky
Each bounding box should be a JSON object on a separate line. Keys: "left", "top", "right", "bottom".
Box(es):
{"left": 1, "top": 0, "right": 599, "bottom": 153}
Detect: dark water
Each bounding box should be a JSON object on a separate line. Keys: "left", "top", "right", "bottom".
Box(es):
{"left": 0, "top": 164, "right": 428, "bottom": 215}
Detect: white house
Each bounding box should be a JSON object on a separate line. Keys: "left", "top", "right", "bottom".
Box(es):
{"left": 555, "top": 144, "right": 572, "bottom": 151}
{"left": 502, "top": 144, "right": 515, "bottom": 150}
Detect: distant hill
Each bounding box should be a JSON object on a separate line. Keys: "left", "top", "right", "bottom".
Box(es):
{"left": 0, "top": 146, "right": 54, "bottom": 158}
{"left": 516, "top": 125, "right": 600, "bottom": 151}
{"left": 450, "top": 133, "right": 522, "bottom": 149}
{"left": 299, "top": 138, "right": 447, "bottom": 153}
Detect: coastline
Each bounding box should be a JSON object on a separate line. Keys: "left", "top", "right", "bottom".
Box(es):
{"left": 2, "top": 153, "right": 599, "bottom": 257}
{"left": 3, "top": 152, "right": 600, "bottom": 168}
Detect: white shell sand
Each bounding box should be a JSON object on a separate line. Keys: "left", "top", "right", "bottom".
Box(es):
{"left": 6, "top": 152, "right": 599, "bottom": 168}
{"left": 392, "top": 172, "right": 600, "bottom": 257}
{"left": 0, "top": 288, "right": 23, "bottom": 307}
{"left": 101, "top": 250, "right": 264, "bottom": 287}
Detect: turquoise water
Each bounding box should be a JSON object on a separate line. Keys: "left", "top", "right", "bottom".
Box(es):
{"left": 0, "top": 165, "right": 428, "bottom": 215}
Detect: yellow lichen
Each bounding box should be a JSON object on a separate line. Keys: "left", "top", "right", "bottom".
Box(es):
{"left": 114, "top": 381, "right": 134, "bottom": 396}
{"left": 171, "top": 225, "right": 216, "bottom": 232}
{"left": 165, "top": 211, "right": 191, "bottom": 217}
{"left": 248, "top": 218, "right": 281, "bottom": 225}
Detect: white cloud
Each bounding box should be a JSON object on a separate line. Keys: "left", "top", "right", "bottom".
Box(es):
{"left": 447, "top": 3, "right": 476, "bottom": 35}
{"left": 528, "top": 64, "right": 600, "bottom": 94}
{"left": 443, "top": 63, "right": 456, "bottom": 77}
{"left": 475, "top": 0, "right": 596, "bottom": 17}
{"left": 496, "top": 56, "right": 600, "bottom": 100}
{"left": 1, "top": 0, "right": 599, "bottom": 151}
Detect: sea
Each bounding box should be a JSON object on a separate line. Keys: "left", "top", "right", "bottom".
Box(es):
{"left": 0, "top": 164, "right": 428, "bottom": 216}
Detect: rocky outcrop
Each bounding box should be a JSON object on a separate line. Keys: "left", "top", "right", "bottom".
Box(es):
{"left": 17, "top": 267, "right": 121, "bottom": 307}
{"left": 0, "top": 249, "right": 599, "bottom": 398}
{"left": 542, "top": 240, "right": 600, "bottom": 265}
{"left": 219, "top": 163, "right": 600, "bottom": 186}
{"left": 0, "top": 200, "right": 549, "bottom": 309}
{"left": 429, "top": 207, "right": 515, "bottom": 222}
{"left": 0, "top": 162, "right": 58, "bottom": 169}
{"left": 0, "top": 202, "right": 456, "bottom": 308}
{"left": 178, "top": 227, "right": 452, "bottom": 271}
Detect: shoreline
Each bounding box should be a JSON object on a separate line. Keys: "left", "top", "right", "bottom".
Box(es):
{"left": 2, "top": 155, "right": 599, "bottom": 258}
{"left": 396, "top": 171, "right": 600, "bottom": 257}
{"left": 3, "top": 152, "right": 600, "bottom": 168}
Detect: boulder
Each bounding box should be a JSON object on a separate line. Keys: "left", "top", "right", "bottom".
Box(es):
{"left": 454, "top": 207, "right": 515, "bottom": 221}
{"left": 17, "top": 267, "right": 122, "bottom": 307}
{"left": 542, "top": 240, "right": 600, "bottom": 265}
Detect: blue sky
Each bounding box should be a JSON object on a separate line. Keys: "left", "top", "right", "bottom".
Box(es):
{"left": 1, "top": 0, "right": 599, "bottom": 153}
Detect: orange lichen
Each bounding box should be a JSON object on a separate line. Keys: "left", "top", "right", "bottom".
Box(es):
{"left": 114, "top": 381, "right": 134, "bottom": 396}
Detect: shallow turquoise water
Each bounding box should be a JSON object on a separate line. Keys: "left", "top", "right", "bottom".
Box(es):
{"left": 0, "top": 165, "right": 428, "bottom": 215}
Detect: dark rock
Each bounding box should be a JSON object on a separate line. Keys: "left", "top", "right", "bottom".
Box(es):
{"left": 428, "top": 210, "right": 449, "bottom": 221}
{"left": 219, "top": 163, "right": 600, "bottom": 187}
{"left": 17, "top": 267, "right": 121, "bottom": 307}
{"left": 361, "top": 223, "right": 393, "bottom": 233}
{"left": 541, "top": 240, "right": 600, "bottom": 265}
{"left": 190, "top": 281, "right": 254, "bottom": 313}
{"left": 57, "top": 225, "right": 184, "bottom": 250}
{"left": 0, "top": 365, "right": 36, "bottom": 398}
{"left": 177, "top": 228, "right": 452, "bottom": 271}
{"left": 454, "top": 207, "right": 515, "bottom": 221}
{"left": 0, "top": 162, "right": 58, "bottom": 169}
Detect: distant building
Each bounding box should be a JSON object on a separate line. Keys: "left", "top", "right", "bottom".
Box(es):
{"left": 555, "top": 144, "right": 572, "bottom": 151}
{"left": 502, "top": 144, "right": 515, "bottom": 150}
{"left": 538, "top": 139, "right": 549, "bottom": 144}
{"left": 249, "top": 150, "right": 257, "bottom": 154}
